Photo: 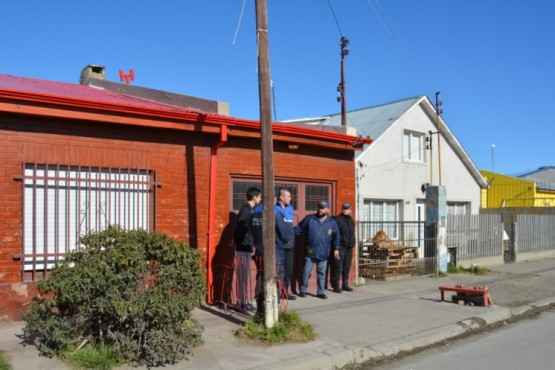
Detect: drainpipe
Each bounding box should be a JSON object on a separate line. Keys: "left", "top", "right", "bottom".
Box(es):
{"left": 207, "top": 125, "right": 228, "bottom": 304}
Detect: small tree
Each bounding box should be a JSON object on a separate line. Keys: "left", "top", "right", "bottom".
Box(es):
{"left": 23, "top": 226, "right": 206, "bottom": 367}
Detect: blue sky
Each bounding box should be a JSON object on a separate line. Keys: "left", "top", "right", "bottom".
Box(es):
{"left": 2, "top": 1, "right": 554, "bottom": 175}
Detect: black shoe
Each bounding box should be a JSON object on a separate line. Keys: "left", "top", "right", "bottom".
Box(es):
{"left": 298, "top": 292, "right": 306, "bottom": 298}
{"left": 317, "top": 294, "right": 328, "bottom": 300}
{"left": 333, "top": 287, "right": 341, "bottom": 293}
{"left": 342, "top": 286, "right": 353, "bottom": 292}
{"left": 287, "top": 294, "right": 297, "bottom": 300}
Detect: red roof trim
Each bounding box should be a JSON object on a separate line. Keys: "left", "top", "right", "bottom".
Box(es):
{"left": 0, "top": 82, "right": 372, "bottom": 147}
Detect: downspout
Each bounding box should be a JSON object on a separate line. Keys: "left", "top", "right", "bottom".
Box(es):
{"left": 207, "top": 124, "right": 228, "bottom": 304}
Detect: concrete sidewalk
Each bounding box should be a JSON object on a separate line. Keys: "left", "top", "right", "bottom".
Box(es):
{"left": 2, "top": 258, "right": 555, "bottom": 370}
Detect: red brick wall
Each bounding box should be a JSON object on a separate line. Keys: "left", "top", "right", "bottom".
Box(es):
{"left": 0, "top": 116, "right": 356, "bottom": 321}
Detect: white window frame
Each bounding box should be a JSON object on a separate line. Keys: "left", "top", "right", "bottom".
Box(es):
{"left": 447, "top": 202, "right": 468, "bottom": 216}
{"left": 403, "top": 130, "right": 425, "bottom": 163}
{"left": 361, "top": 199, "right": 399, "bottom": 241}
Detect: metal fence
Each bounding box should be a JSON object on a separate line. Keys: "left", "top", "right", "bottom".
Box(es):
{"left": 517, "top": 214, "right": 555, "bottom": 253}
{"left": 357, "top": 221, "right": 437, "bottom": 281}
{"left": 445, "top": 214, "right": 504, "bottom": 261}
{"left": 353, "top": 212, "right": 555, "bottom": 283}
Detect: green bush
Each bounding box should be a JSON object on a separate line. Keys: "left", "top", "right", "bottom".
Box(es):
{"left": 22, "top": 226, "right": 206, "bottom": 367}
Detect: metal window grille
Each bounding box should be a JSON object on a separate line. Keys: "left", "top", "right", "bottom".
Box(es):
{"left": 20, "top": 163, "right": 156, "bottom": 281}
{"left": 304, "top": 185, "right": 329, "bottom": 211}
{"left": 231, "top": 181, "right": 299, "bottom": 210}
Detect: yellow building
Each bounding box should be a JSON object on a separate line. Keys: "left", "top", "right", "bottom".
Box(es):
{"left": 481, "top": 170, "right": 555, "bottom": 208}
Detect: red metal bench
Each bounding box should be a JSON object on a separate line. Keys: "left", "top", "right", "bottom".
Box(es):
{"left": 439, "top": 284, "right": 493, "bottom": 307}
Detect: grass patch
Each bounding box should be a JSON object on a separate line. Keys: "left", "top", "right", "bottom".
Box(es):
{"left": 0, "top": 349, "right": 11, "bottom": 370}
{"left": 448, "top": 264, "right": 489, "bottom": 275}
{"left": 236, "top": 310, "right": 315, "bottom": 344}
{"left": 59, "top": 343, "right": 124, "bottom": 370}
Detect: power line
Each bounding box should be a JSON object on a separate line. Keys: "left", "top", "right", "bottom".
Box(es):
{"left": 365, "top": 0, "right": 432, "bottom": 89}
{"left": 232, "top": 0, "right": 248, "bottom": 45}
{"left": 327, "top": 0, "right": 344, "bottom": 36}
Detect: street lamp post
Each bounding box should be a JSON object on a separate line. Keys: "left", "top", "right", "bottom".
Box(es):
{"left": 491, "top": 144, "right": 496, "bottom": 172}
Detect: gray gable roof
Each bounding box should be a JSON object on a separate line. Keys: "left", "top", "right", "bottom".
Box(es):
{"left": 318, "top": 96, "right": 423, "bottom": 139}
{"left": 282, "top": 96, "right": 488, "bottom": 189}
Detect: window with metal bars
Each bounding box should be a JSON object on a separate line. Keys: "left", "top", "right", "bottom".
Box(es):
{"left": 21, "top": 163, "right": 156, "bottom": 280}
{"left": 231, "top": 181, "right": 299, "bottom": 211}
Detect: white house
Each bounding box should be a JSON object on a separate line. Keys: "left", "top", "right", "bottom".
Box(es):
{"left": 283, "top": 96, "right": 487, "bottom": 245}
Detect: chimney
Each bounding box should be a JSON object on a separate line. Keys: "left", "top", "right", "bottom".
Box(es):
{"left": 79, "top": 64, "right": 106, "bottom": 85}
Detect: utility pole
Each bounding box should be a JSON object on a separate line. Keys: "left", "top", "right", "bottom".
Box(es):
{"left": 255, "top": 0, "right": 278, "bottom": 328}
{"left": 435, "top": 92, "right": 443, "bottom": 186}
{"left": 426, "top": 130, "right": 433, "bottom": 184}
{"left": 337, "top": 36, "right": 349, "bottom": 126}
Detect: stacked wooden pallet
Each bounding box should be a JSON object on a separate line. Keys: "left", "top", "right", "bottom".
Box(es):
{"left": 359, "top": 231, "right": 419, "bottom": 280}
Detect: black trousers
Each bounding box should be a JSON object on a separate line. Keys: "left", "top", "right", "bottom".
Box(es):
{"left": 332, "top": 247, "right": 353, "bottom": 288}
{"left": 283, "top": 248, "right": 294, "bottom": 291}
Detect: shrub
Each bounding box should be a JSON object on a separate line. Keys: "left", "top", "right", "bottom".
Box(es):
{"left": 22, "top": 226, "right": 206, "bottom": 367}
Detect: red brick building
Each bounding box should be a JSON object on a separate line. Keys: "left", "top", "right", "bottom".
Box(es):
{"left": 0, "top": 72, "right": 369, "bottom": 320}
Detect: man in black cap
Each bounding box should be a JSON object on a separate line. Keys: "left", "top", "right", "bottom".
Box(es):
{"left": 294, "top": 200, "right": 340, "bottom": 299}
{"left": 332, "top": 202, "right": 356, "bottom": 293}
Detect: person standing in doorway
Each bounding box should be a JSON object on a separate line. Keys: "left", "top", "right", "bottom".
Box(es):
{"left": 295, "top": 201, "right": 340, "bottom": 299}
{"left": 233, "top": 187, "right": 262, "bottom": 310}
{"left": 274, "top": 188, "right": 296, "bottom": 300}
{"left": 332, "top": 202, "right": 356, "bottom": 293}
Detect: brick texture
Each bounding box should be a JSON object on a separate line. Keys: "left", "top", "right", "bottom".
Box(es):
{"left": 0, "top": 116, "right": 357, "bottom": 320}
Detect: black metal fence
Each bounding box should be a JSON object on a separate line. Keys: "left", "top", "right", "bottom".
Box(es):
{"left": 357, "top": 221, "right": 437, "bottom": 281}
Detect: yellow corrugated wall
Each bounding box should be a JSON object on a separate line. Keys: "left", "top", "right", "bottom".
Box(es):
{"left": 480, "top": 170, "right": 555, "bottom": 208}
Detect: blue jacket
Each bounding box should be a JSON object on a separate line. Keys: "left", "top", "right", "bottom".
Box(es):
{"left": 250, "top": 204, "right": 287, "bottom": 267}
{"left": 274, "top": 202, "right": 295, "bottom": 250}
{"left": 294, "top": 214, "right": 340, "bottom": 261}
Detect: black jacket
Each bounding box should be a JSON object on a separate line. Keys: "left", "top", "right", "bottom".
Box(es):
{"left": 233, "top": 202, "right": 254, "bottom": 252}
{"left": 335, "top": 213, "right": 355, "bottom": 249}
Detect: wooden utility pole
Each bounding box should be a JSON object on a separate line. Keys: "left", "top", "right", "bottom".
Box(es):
{"left": 435, "top": 92, "right": 443, "bottom": 186}
{"left": 255, "top": 0, "right": 278, "bottom": 328}
{"left": 338, "top": 36, "right": 349, "bottom": 126}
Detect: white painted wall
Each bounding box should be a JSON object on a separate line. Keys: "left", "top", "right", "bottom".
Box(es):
{"left": 356, "top": 104, "right": 481, "bottom": 221}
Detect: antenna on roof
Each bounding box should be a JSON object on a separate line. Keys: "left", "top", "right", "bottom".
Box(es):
{"left": 119, "top": 69, "right": 135, "bottom": 85}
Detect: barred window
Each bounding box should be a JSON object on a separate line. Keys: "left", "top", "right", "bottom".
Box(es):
{"left": 22, "top": 164, "right": 156, "bottom": 280}
{"left": 231, "top": 181, "right": 299, "bottom": 210}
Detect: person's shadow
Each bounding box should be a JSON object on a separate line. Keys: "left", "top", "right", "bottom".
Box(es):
{"left": 211, "top": 212, "right": 237, "bottom": 306}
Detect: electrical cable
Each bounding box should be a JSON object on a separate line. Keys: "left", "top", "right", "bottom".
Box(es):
{"left": 327, "top": 0, "right": 344, "bottom": 36}
{"left": 232, "top": 0, "right": 248, "bottom": 45}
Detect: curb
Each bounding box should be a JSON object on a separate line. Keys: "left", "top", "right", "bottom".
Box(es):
{"left": 288, "top": 298, "right": 555, "bottom": 370}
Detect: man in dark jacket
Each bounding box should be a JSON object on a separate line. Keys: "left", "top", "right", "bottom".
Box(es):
{"left": 332, "top": 202, "right": 356, "bottom": 293}
{"left": 233, "top": 187, "right": 261, "bottom": 310}
{"left": 294, "top": 201, "right": 340, "bottom": 299}
{"left": 275, "top": 188, "right": 296, "bottom": 300}
{"left": 251, "top": 202, "right": 293, "bottom": 313}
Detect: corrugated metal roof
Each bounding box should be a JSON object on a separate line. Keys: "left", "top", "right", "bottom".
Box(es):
{"left": 518, "top": 166, "right": 555, "bottom": 190}
{"left": 0, "top": 73, "right": 371, "bottom": 148}
{"left": 0, "top": 74, "right": 204, "bottom": 114}
{"left": 318, "top": 96, "right": 423, "bottom": 139}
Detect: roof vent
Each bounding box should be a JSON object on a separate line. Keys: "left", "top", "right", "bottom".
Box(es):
{"left": 79, "top": 64, "right": 106, "bottom": 85}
